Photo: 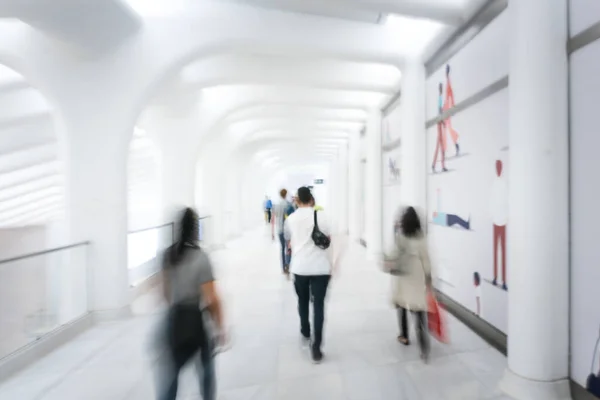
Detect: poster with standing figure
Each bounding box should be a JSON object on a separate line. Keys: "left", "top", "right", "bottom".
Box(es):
{"left": 432, "top": 65, "right": 462, "bottom": 174}
{"left": 490, "top": 159, "right": 508, "bottom": 291}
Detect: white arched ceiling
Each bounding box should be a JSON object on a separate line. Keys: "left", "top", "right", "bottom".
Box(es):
{"left": 192, "top": 85, "right": 386, "bottom": 147}
{"left": 0, "top": 64, "right": 64, "bottom": 228}
{"left": 0, "top": 0, "right": 490, "bottom": 227}
{"left": 181, "top": 54, "right": 401, "bottom": 94}
{"left": 127, "top": 0, "right": 472, "bottom": 27}
{"left": 226, "top": 104, "right": 368, "bottom": 124}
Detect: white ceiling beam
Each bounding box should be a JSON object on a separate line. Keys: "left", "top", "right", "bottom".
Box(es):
{"left": 0, "top": 193, "right": 62, "bottom": 216}
{"left": 0, "top": 80, "right": 30, "bottom": 94}
{"left": 216, "top": 0, "right": 382, "bottom": 24}
{"left": 0, "top": 161, "right": 60, "bottom": 191}
{"left": 8, "top": 211, "right": 63, "bottom": 228}
{"left": 0, "top": 143, "right": 56, "bottom": 174}
{"left": 0, "top": 186, "right": 61, "bottom": 213}
{"left": 0, "top": 0, "right": 141, "bottom": 52}
{"left": 221, "top": 102, "right": 369, "bottom": 123}
{"left": 0, "top": 86, "right": 51, "bottom": 124}
{"left": 229, "top": 118, "right": 364, "bottom": 131}
{"left": 357, "top": 0, "right": 464, "bottom": 25}
{"left": 0, "top": 176, "right": 62, "bottom": 203}
{"left": 182, "top": 53, "right": 399, "bottom": 95}
{"left": 222, "top": 0, "right": 465, "bottom": 26}
{"left": 226, "top": 104, "right": 368, "bottom": 123}
{"left": 193, "top": 79, "right": 394, "bottom": 95}
{"left": 0, "top": 200, "right": 61, "bottom": 225}
{"left": 0, "top": 205, "right": 62, "bottom": 227}
{"left": 243, "top": 128, "right": 352, "bottom": 143}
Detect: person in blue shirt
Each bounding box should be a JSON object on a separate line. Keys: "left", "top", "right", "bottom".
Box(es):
{"left": 271, "top": 189, "right": 295, "bottom": 273}
{"left": 264, "top": 196, "right": 273, "bottom": 224}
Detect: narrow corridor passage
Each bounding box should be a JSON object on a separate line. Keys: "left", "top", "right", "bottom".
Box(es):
{"left": 0, "top": 231, "right": 512, "bottom": 400}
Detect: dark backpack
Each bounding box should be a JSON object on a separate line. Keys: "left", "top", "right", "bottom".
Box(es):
{"left": 311, "top": 210, "right": 330, "bottom": 250}
{"left": 167, "top": 301, "right": 207, "bottom": 365}
{"left": 285, "top": 203, "right": 295, "bottom": 217}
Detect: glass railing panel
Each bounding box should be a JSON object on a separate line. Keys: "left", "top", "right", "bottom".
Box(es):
{"left": 0, "top": 243, "right": 89, "bottom": 360}
{"left": 127, "top": 223, "right": 174, "bottom": 286}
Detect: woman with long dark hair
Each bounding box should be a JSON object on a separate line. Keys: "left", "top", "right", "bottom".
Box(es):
{"left": 155, "top": 207, "right": 224, "bottom": 400}
{"left": 386, "top": 206, "right": 432, "bottom": 362}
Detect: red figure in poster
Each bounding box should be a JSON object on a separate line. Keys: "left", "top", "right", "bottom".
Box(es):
{"left": 432, "top": 82, "right": 448, "bottom": 173}
{"left": 490, "top": 160, "right": 508, "bottom": 291}
{"left": 444, "top": 64, "right": 460, "bottom": 155}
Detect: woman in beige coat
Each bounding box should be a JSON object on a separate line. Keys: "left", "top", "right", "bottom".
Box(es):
{"left": 386, "top": 206, "right": 432, "bottom": 361}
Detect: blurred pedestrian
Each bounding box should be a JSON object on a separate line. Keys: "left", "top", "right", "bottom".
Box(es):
{"left": 385, "top": 206, "right": 432, "bottom": 362}
{"left": 272, "top": 188, "right": 294, "bottom": 274}
{"left": 284, "top": 187, "right": 332, "bottom": 363}
{"left": 154, "top": 207, "right": 226, "bottom": 400}
{"left": 264, "top": 196, "right": 273, "bottom": 224}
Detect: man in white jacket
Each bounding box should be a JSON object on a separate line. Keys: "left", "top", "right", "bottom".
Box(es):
{"left": 284, "top": 187, "right": 332, "bottom": 363}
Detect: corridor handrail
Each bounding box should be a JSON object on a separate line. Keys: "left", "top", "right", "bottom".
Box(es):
{"left": 128, "top": 222, "right": 174, "bottom": 235}
{"left": 0, "top": 241, "right": 91, "bottom": 266}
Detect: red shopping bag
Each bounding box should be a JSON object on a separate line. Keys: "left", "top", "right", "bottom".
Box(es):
{"left": 427, "top": 290, "right": 449, "bottom": 343}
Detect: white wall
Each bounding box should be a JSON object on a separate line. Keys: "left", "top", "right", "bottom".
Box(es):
{"left": 359, "top": 134, "right": 367, "bottom": 242}
{"left": 570, "top": 32, "right": 600, "bottom": 390}
{"left": 426, "top": 11, "right": 509, "bottom": 333}
{"left": 382, "top": 104, "right": 402, "bottom": 253}
{"left": 570, "top": 0, "right": 600, "bottom": 37}
{"left": 425, "top": 12, "right": 509, "bottom": 121}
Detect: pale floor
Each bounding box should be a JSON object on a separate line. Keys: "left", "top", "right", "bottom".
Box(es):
{"left": 0, "top": 229, "right": 514, "bottom": 400}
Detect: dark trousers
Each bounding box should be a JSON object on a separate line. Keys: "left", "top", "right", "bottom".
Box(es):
{"left": 398, "top": 307, "right": 429, "bottom": 356}
{"left": 266, "top": 210, "right": 272, "bottom": 223}
{"left": 156, "top": 326, "right": 215, "bottom": 400}
{"left": 278, "top": 233, "right": 290, "bottom": 270}
{"left": 294, "top": 274, "right": 330, "bottom": 349}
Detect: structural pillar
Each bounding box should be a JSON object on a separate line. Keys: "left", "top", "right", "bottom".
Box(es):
{"left": 499, "top": 0, "right": 570, "bottom": 399}
{"left": 399, "top": 58, "right": 426, "bottom": 212}
{"left": 365, "top": 110, "right": 383, "bottom": 260}
{"left": 337, "top": 142, "right": 349, "bottom": 235}
{"left": 348, "top": 131, "right": 361, "bottom": 243}
{"left": 66, "top": 114, "right": 130, "bottom": 319}
{"left": 144, "top": 104, "right": 199, "bottom": 223}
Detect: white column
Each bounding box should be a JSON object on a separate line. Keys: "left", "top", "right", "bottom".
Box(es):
{"left": 204, "top": 148, "right": 226, "bottom": 248}
{"left": 327, "top": 159, "right": 338, "bottom": 232}
{"left": 499, "top": 1, "right": 570, "bottom": 399}
{"left": 399, "top": 58, "right": 427, "bottom": 212}
{"left": 365, "top": 110, "right": 383, "bottom": 260}
{"left": 348, "top": 131, "right": 361, "bottom": 242}
{"left": 337, "top": 142, "right": 349, "bottom": 235}
{"left": 45, "top": 221, "right": 76, "bottom": 326}
{"left": 66, "top": 116, "right": 130, "bottom": 319}
{"left": 227, "top": 161, "right": 244, "bottom": 239}
{"left": 145, "top": 105, "right": 199, "bottom": 222}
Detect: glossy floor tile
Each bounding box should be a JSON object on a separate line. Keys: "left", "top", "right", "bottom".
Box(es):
{"left": 0, "top": 229, "right": 514, "bottom": 399}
